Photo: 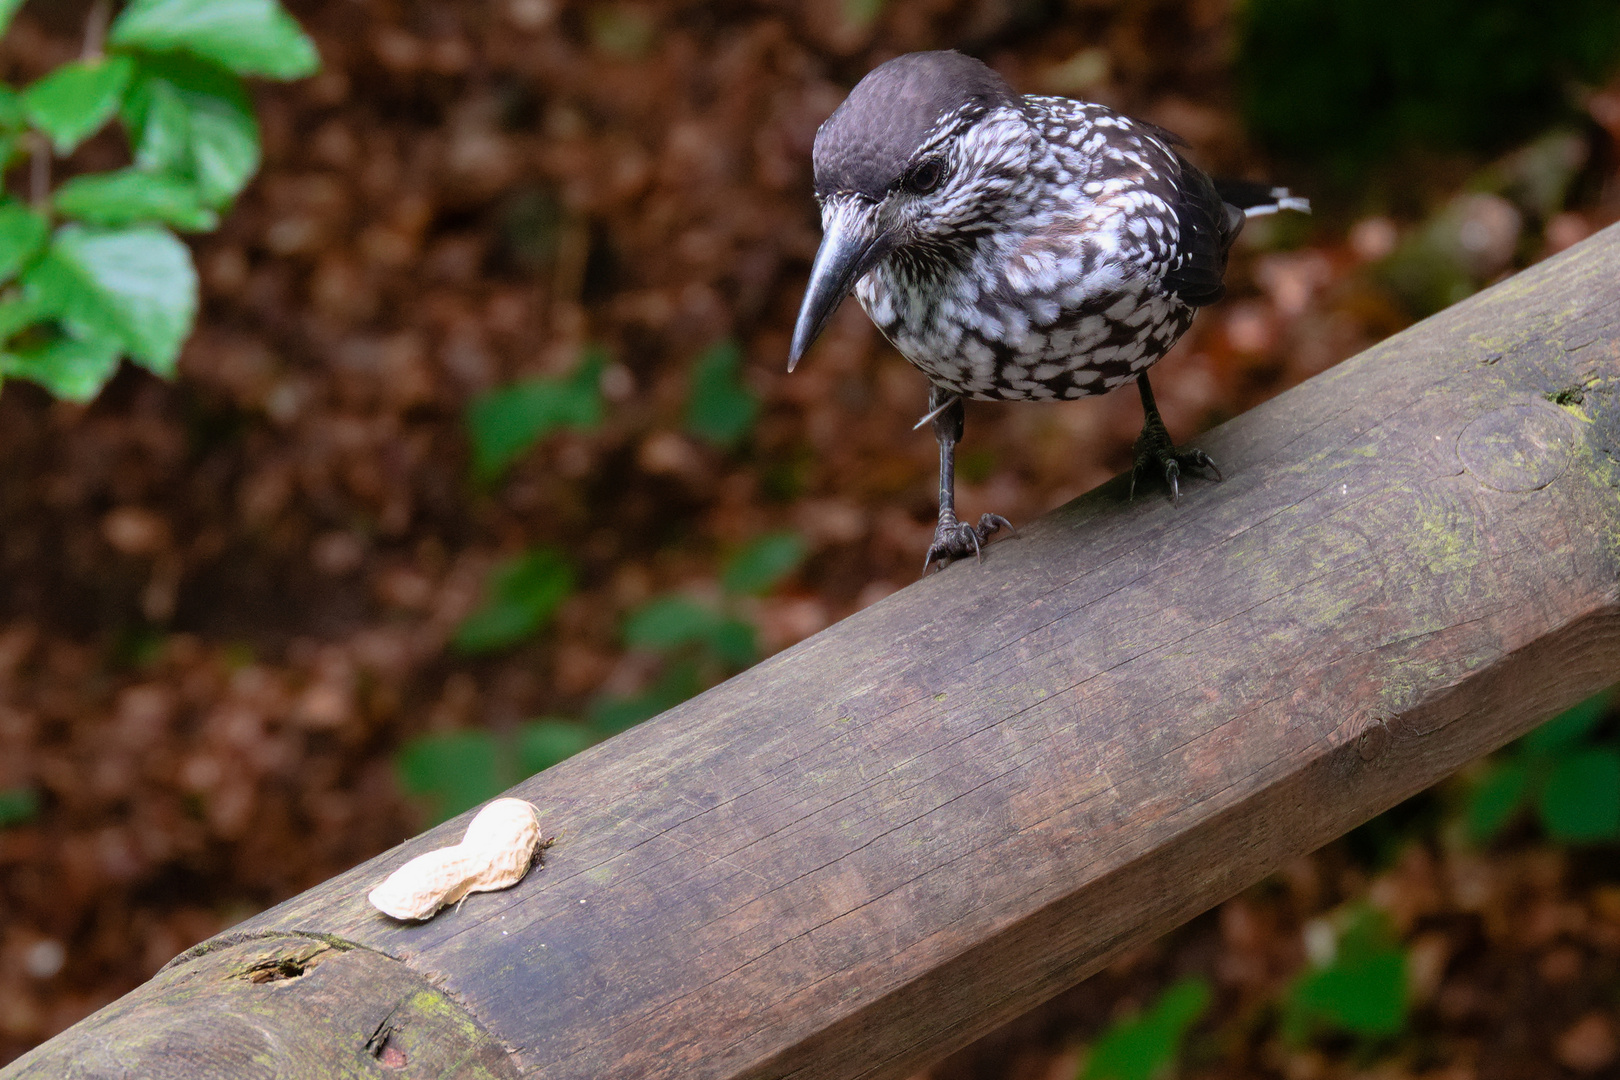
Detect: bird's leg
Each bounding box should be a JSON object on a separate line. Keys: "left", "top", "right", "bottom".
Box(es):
{"left": 1130, "top": 372, "right": 1221, "bottom": 502}
{"left": 924, "top": 387, "right": 1013, "bottom": 572}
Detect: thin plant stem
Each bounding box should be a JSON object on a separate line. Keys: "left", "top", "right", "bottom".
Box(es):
{"left": 28, "top": 132, "right": 49, "bottom": 210}
{"left": 82, "top": 0, "right": 112, "bottom": 61}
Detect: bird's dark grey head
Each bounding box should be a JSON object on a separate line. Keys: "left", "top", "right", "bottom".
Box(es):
{"left": 791, "top": 52, "right": 1026, "bottom": 370}
{"left": 812, "top": 51, "right": 1015, "bottom": 201}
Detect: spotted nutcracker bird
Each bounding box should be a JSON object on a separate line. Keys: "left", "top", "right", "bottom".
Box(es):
{"left": 788, "top": 50, "right": 1308, "bottom": 570}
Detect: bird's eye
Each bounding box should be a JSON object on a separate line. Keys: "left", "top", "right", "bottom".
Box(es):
{"left": 903, "top": 157, "right": 947, "bottom": 195}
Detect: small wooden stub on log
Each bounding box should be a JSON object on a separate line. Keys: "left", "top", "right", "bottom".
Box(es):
{"left": 8, "top": 225, "right": 1620, "bottom": 1080}
{"left": 4, "top": 936, "right": 517, "bottom": 1078}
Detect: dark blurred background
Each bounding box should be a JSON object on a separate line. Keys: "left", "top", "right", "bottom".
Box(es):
{"left": 2, "top": 0, "right": 1619, "bottom": 1075}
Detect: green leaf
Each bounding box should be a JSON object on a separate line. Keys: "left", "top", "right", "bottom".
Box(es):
{"left": 1537, "top": 749, "right": 1620, "bottom": 843}
{"left": 122, "top": 55, "right": 259, "bottom": 208}
{"left": 588, "top": 660, "right": 703, "bottom": 735}
{"left": 396, "top": 730, "right": 501, "bottom": 824}
{"left": 54, "top": 168, "right": 218, "bottom": 231}
{"left": 0, "top": 84, "right": 26, "bottom": 131}
{"left": 588, "top": 694, "right": 664, "bottom": 736}
{"left": 1292, "top": 952, "right": 1407, "bottom": 1038}
{"left": 623, "top": 596, "right": 757, "bottom": 668}
{"left": 1284, "top": 907, "right": 1408, "bottom": 1042}
{"left": 0, "top": 333, "right": 123, "bottom": 401}
{"left": 707, "top": 618, "right": 757, "bottom": 668}
{"left": 1466, "top": 758, "right": 1529, "bottom": 843}
{"left": 124, "top": 75, "right": 191, "bottom": 175}
{"left": 1524, "top": 692, "right": 1609, "bottom": 755}
{"left": 685, "top": 339, "right": 758, "bottom": 448}
{"left": 467, "top": 351, "right": 605, "bottom": 481}
{"left": 0, "top": 203, "right": 49, "bottom": 284}
{"left": 453, "top": 548, "right": 575, "bottom": 654}
{"left": 624, "top": 596, "right": 722, "bottom": 652}
{"left": 516, "top": 719, "right": 593, "bottom": 776}
{"left": 23, "top": 224, "right": 198, "bottom": 376}
{"left": 111, "top": 0, "right": 320, "bottom": 79}
{"left": 0, "top": 294, "right": 46, "bottom": 342}
{"left": 22, "top": 56, "right": 135, "bottom": 155}
{"left": 1082, "top": 977, "right": 1211, "bottom": 1080}
{"left": 723, "top": 532, "right": 807, "bottom": 596}
{"left": 0, "top": 786, "right": 38, "bottom": 827}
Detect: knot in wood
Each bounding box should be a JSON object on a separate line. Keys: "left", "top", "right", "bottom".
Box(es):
{"left": 1357, "top": 720, "right": 1390, "bottom": 761}
{"left": 1455, "top": 401, "right": 1574, "bottom": 492}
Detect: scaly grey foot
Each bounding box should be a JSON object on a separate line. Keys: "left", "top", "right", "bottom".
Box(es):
{"left": 924, "top": 512, "right": 1013, "bottom": 573}
{"left": 1130, "top": 371, "right": 1221, "bottom": 503}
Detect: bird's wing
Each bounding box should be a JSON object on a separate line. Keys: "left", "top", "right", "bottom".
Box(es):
{"left": 1022, "top": 98, "right": 1240, "bottom": 307}
{"left": 1158, "top": 153, "right": 1243, "bottom": 308}
{"left": 1077, "top": 121, "right": 1238, "bottom": 307}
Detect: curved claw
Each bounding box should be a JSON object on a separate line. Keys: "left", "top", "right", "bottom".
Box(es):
{"left": 977, "top": 513, "right": 1015, "bottom": 547}
{"left": 1131, "top": 443, "right": 1221, "bottom": 504}
{"left": 923, "top": 513, "right": 1013, "bottom": 574}
{"left": 1186, "top": 449, "right": 1222, "bottom": 483}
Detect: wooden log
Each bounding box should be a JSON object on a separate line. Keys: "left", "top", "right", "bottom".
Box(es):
{"left": 4, "top": 935, "right": 518, "bottom": 1077}
{"left": 8, "top": 224, "right": 1620, "bottom": 1080}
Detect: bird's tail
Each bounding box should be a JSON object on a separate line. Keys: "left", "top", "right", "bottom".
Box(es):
{"left": 1214, "top": 178, "right": 1310, "bottom": 218}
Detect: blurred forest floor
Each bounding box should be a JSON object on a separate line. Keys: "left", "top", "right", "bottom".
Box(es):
{"left": 2, "top": 0, "right": 1620, "bottom": 1075}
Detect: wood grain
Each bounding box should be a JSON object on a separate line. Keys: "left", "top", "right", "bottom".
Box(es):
{"left": 10, "top": 224, "right": 1620, "bottom": 1080}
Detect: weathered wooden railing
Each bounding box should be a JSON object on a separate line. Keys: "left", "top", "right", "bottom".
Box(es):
{"left": 8, "top": 224, "right": 1620, "bottom": 1079}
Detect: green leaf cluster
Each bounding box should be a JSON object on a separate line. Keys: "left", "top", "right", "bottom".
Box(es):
{"left": 619, "top": 531, "right": 807, "bottom": 667}
{"left": 1282, "top": 906, "right": 1409, "bottom": 1043}
{"left": 722, "top": 531, "right": 807, "bottom": 596}
{"left": 402, "top": 534, "right": 805, "bottom": 822}
{"left": 467, "top": 349, "right": 606, "bottom": 481}
{"left": 1083, "top": 695, "right": 1620, "bottom": 1071}
{"left": 0, "top": 0, "right": 317, "bottom": 402}
{"left": 111, "top": 0, "right": 319, "bottom": 80}
{"left": 453, "top": 547, "right": 575, "bottom": 655}
{"left": 685, "top": 339, "right": 759, "bottom": 448}
{"left": 1467, "top": 692, "right": 1619, "bottom": 845}
{"left": 1080, "top": 977, "right": 1210, "bottom": 1080}
{"left": 591, "top": 531, "right": 807, "bottom": 732}
{"left": 1238, "top": 0, "right": 1620, "bottom": 172}
{"left": 625, "top": 596, "right": 757, "bottom": 668}
{"left": 398, "top": 555, "right": 783, "bottom": 822}
{"left": 587, "top": 660, "right": 703, "bottom": 736}
{"left": 396, "top": 719, "right": 592, "bottom": 823}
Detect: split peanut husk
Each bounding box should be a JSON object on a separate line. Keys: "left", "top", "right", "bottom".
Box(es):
{"left": 368, "top": 798, "right": 544, "bottom": 921}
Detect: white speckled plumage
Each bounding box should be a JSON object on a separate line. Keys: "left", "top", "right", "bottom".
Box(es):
{"left": 837, "top": 92, "right": 1208, "bottom": 402}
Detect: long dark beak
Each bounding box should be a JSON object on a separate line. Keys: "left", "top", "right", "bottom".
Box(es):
{"left": 788, "top": 205, "right": 893, "bottom": 372}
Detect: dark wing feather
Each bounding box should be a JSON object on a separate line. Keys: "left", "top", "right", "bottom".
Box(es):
{"left": 1161, "top": 154, "right": 1244, "bottom": 307}
{"left": 1132, "top": 118, "right": 1190, "bottom": 149}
